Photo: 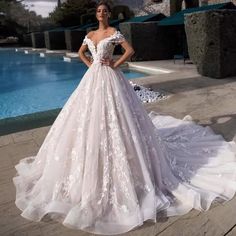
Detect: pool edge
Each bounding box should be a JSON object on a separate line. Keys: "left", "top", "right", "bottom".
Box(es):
{"left": 0, "top": 108, "right": 61, "bottom": 136}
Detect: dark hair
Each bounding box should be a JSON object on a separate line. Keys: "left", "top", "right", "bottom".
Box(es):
{"left": 96, "top": 1, "right": 112, "bottom": 13}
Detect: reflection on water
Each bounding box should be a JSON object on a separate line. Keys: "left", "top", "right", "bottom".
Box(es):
{"left": 0, "top": 49, "right": 148, "bottom": 119}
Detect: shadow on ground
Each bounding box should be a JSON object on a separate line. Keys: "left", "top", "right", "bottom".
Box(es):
{"left": 146, "top": 76, "right": 236, "bottom": 94}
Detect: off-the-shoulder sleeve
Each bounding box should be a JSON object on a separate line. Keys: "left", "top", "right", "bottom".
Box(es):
{"left": 82, "top": 35, "right": 88, "bottom": 46}
{"left": 112, "top": 31, "right": 125, "bottom": 45}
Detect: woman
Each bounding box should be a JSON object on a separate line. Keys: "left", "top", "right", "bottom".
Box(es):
{"left": 13, "top": 1, "right": 236, "bottom": 235}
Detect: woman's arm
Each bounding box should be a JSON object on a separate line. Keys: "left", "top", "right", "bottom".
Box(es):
{"left": 78, "top": 44, "right": 92, "bottom": 68}
{"left": 113, "top": 41, "right": 135, "bottom": 68}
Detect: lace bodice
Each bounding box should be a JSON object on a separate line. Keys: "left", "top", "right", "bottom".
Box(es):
{"left": 82, "top": 30, "right": 125, "bottom": 64}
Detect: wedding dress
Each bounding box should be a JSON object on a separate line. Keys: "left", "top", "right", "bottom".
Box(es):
{"left": 13, "top": 30, "right": 236, "bottom": 235}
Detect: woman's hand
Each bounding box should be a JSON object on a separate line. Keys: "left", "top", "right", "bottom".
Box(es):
{"left": 100, "top": 58, "right": 116, "bottom": 68}
{"left": 89, "top": 56, "right": 93, "bottom": 66}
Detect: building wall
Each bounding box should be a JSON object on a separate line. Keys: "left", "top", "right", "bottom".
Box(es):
{"left": 115, "top": 0, "right": 235, "bottom": 16}
{"left": 206, "top": 0, "right": 236, "bottom": 5}
{"left": 116, "top": 0, "right": 172, "bottom": 16}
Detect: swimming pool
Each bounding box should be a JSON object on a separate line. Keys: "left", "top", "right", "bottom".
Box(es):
{"left": 0, "top": 48, "right": 149, "bottom": 120}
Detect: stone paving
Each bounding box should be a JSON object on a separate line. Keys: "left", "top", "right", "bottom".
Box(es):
{"left": 1, "top": 59, "right": 236, "bottom": 236}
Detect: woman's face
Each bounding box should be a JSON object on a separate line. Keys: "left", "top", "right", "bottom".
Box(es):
{"left": 96, "top": 4, "right": 110, "bottom": 22}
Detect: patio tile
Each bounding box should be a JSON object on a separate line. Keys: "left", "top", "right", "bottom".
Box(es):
{"left": 0, "top": 146, "right": 14, "bottom": 170}
{"left": 12, "top": 130, "right": 34, "bottom": 143}
{"left": 0, "top": 134, "right": 14, "bottom": 147}
{"left": 8, "top": 140, "right": 39, "bottom": 166}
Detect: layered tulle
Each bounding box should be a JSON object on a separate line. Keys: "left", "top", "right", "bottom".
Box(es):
{"left": 13, "top": 62, "right": 236, "bottom": 235}
{"left": 13, "top": 30, "right": 236, "bottom": 235}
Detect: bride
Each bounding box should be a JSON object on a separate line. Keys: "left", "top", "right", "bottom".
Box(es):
{"left": 13, "top": 1, "right": 236, "bottom": 235}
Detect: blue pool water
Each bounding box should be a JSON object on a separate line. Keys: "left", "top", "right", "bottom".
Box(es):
{"left": 0, "top": 48, "right": 148, "bottom": 119}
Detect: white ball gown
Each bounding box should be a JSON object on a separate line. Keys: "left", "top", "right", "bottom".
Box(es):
{"left": 13, "top": 30, "right": 236, "bottom": 235}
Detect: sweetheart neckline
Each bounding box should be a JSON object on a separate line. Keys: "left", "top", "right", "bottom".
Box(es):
{"left": 86, "top": 30, "right": 118, "bottom": 48}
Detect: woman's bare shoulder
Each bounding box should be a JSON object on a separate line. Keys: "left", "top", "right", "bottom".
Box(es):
{"left": 108, "top": 27, "right": 117, "bottom": 34}
{"left": 87, "top": 31, "right": 95, "bottom": 38}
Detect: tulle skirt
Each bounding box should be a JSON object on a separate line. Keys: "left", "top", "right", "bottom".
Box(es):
{"left": 13, "top": 63, "right": 236, "bottom": 235}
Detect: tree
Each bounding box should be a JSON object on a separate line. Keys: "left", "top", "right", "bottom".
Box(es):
{"left": 49, "top": 0, "right": 124, "bottom": 27}
{"left": 49, "top": 0, "right": 98, "bottom": 27}
{"left": 0, "top": 0, "right": 52, "bottom": 37}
